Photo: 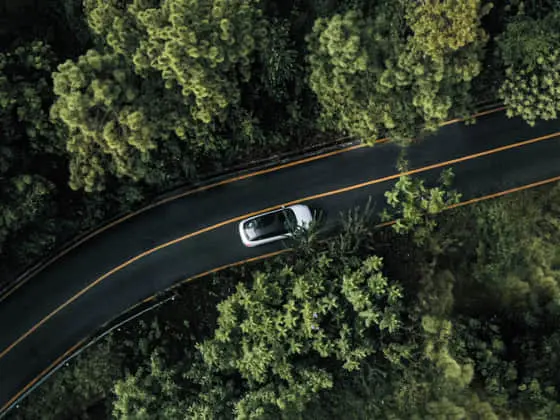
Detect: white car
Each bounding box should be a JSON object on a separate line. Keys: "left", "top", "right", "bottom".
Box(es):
{"left": 239, "top": 204, "right": 313, "bottom": 247}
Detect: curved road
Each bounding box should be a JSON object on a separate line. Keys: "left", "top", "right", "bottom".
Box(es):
{"left": 1, "top": 109, "right": 560, "bottom": 414}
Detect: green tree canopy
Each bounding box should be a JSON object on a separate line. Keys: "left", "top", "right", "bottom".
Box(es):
{"left": 51, "top": 0, "right": 271, "bottom": 191}
{"left": 406, "top": 0, "right": 492, "bottom": 58}
{"left": 0, "top": 40, "right": 60, "bottom": 261}
{"left": 0, "top": 40, "right": 62, "bottom": 154}
{"left": 113, "top": 350, "right": 190, "bottom": 420}
{"left": 86, "top": 0, "right": 268, "bottom": 123}
{"left": 498, "top": 12, "right": 560, "bottom": 125}
{"left": 50, "top": 49, "right": 208, "bottom": 192}
{"left": 381, "top": 163, "right": 462, "bottom": 248}
{"left": 306, "top": 0, "right": 490, "bottom": 143}
{"left": 191, "top": 252, "right": 404, "bottom": 418}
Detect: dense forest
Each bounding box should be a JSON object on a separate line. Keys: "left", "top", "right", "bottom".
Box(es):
{"left": 2, "top": 0, "right": 560, "bottom": 286}
{"left": 3, "top": 0, "right": 560, "bottom": 418}
{"left": 8, "top": 175, "right": 560, "bottom": 419}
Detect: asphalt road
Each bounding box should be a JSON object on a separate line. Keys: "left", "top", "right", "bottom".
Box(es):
{"left": 1, "top": 109, "right": 560, "bottom": 413}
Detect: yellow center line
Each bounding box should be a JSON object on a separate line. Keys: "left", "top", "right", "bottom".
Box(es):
{"left": 0, "top": 129, "right": 558, "bottom": 363}
{"left": 176, "top": 174, "right": 560, "bottom": 287}
{"left": 0, "top": 145, "right": 368, "bottom": 303}
{"left": 0, "top": 106, "right": 505, "bottom": 302}
{"left": 3, "top": 173, "right": 560, "bottom": 416}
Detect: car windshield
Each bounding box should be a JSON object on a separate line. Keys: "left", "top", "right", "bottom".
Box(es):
{"left": 243, "top": 208, "right": 298, "bottom": 241}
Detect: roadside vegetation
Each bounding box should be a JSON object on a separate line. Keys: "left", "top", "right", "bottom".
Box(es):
{"left": 8, "top": 174, "right": 560, "bottom": 419}
{"left": 3, "top": 0, "right": 560, "bottom": 416}
{"left": 2, "top": 0, "right": 560, "bottom": 286}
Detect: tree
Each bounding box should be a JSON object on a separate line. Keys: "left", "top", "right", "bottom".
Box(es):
{"left": 306, "top": 0, "right": 489, "bottom": 143}
{"left": 190, "top": 250, "right": 404, "bottom": 418}
{"left": 84, "top": 0, "right": 268, "bottom": 124}
{"left": 436, "top": 183, "right": 560, "bottom": 316}
{"left": 498, "top": 12, "right": 560, "bottom": 125}
{"left": 380, "top": 162, "right": 462, "bottom": 247}
{"left": 10, "top": 338, "right": 121, "bottom": 420}
{"left": 298, "top": 284, "right": 500, "bottom": 419}
{"left": 400, "top": 0, "right": 491, "bottom": 131}
{"left": 113, "top": 350, "right": 190, "bottom": 420}
{"left": 0, "top": 40, "right": 62, "bottom": 154}
{"left": 406, "top": 0, "right": 493, "bottom": 59}
{"left": 50, "top": 50, "right": 201, "bottom": 192}
{"left": 425, "top": 183, "right": 560, "bottom": 418}
{"left": 306, "top": 7, "right": 403, "bottom": 142}
{"left": 0, "top": 41, "right": 61, "bottom": 268}
{"left": 51, "top": 0, "right": 272, "bottom": 192}
{"left": 86, "top": 0, "right": 268, "bottom": 122}
{"left": 0, "top": 175, "right": 55, "bottom": 255}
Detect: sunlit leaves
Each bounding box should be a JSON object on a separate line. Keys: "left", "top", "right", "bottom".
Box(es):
{"left": 381, "top": 166, "right": 461, "bottom": 245}
{"left": 306, "top": 1, "right": 488, "bottom": 143}
{"left": 306, "top": 9, "right": 388, "bottom": 142}
{"left": 51, "top": 51, "right": 160, "bottom": 191}
{"left": 195, "top": 248, "right": 403, "bottom": 416}
{"left": 498, "top": 13, "right": 560, "bottom": 126}
{"left": 129, "top": 0, "right": 268, "bottom": 124}
{"left": 52, "top": 0, "right": 270, "bottom": 191}
{"left": 406, "top": 0, "right": 492, "bottom": 59}
{"left": 113, "top": 351, "right": 189, "bottom": 419}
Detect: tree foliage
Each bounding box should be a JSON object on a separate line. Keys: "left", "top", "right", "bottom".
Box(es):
{"left": 51, "top": 49, "right": 203, "bottom": 192}
{"left": 407, "top": 0, "right": 492, "bottom": 58}
{"left": 51, "top": 0, "right": 271, "bottom": 191}
{"left": 422, "top": 183, "right": 560, "bottom": 418}
{"left": 256, "top": 18, "right": 300, "bottom": 103}
{"left": 0, "top": 40, "right": 61, "bottom": 266}
{"left": 0, "top": 175, "right": 56, "bottom": 255}
{"left": 86, "top": 0, "right": 268, "bottom": 124}
{"left": 380, "top": 162, "right": 462, "bottom": 246}
{"left": 498, "top": 11, "right": 560, "bottom": 125}
{"left": 113, "top": 350, "right": 190, "bottom": 420}
{"left": 0, "top": 40, "right": 62, "bottom": 153}
{"left": 306, "top": 0, "right": 490, "bottom": 143}
{"left": 309, "top": 183, "right": 560, "bottom": 419}
{"left": 191, "top": 252, "right": 403, "bottom": 418}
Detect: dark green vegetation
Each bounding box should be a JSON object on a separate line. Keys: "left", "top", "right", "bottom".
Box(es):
{"left": 9, "top": 178, "right": 560, "bottom": 419}
{"left": 2, "top": 0, "right": 560, "bottom": 286}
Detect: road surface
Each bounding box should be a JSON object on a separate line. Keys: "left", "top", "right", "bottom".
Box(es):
{"left": 0, "top": 109, "right": 559, "bottom": 414}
